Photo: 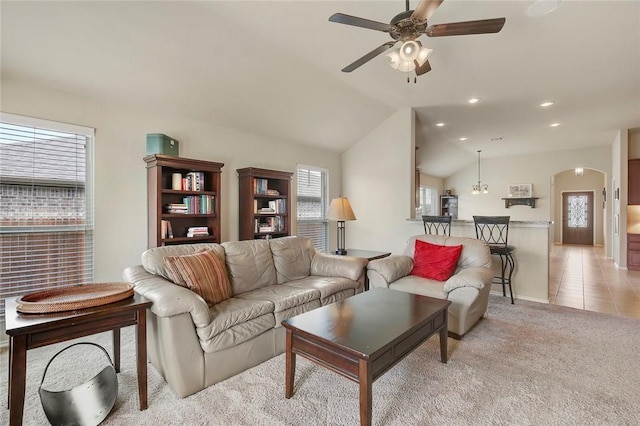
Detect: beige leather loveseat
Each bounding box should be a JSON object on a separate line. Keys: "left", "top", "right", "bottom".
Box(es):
{"left": 123, "top": 236, "right": 366, "bottom": 397}
{"left": 367, "top": 234, "right": 493, "bottom": 338}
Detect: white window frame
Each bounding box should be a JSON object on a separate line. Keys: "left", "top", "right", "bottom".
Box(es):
{"left": 296, "top": 164, "right": 329, "bottom": 252}
{"left": 0, "top": 112, "right": 95, "bottom": 316}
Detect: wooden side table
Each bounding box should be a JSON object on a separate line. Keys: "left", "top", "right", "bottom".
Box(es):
{"left": 4, "top": 293, "right": 152, "bottom": 426}
{"left": 344, "top": 249, "right": 391, "bottom": 291}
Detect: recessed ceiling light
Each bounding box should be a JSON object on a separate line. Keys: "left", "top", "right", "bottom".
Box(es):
{"left": 467, "top": 98, "right": 480, "bottom": 104}
{"left": 459, "top": 137, "right": 468, "bottom": 141}
{"left": 540, "top": 101, "right": 555, "bottom": 107}
{"left": 435, "top": 122, "right": 446, "bottom": 127}
{"left": 550, "top": 122, "right": 561, "bottom": 127}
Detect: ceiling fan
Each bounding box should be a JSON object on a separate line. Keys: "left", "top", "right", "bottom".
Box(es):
{"left": 329, "top": 0, "right": 506, "bottom": 78}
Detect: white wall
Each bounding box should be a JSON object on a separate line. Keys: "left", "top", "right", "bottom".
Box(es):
{"left": 442, "top": 146, "right": 611, "bottom": 222}
{"left": 419, "top": 173, "right": 444, "bottom": 192}
{"left": 1, "top": 78, "right": 343, "bottom": 281}
{"left": 612, "top": 130, "right": 629, "bottom": 267}
{"left": 553, "top": 169, "right": 606, "bottom": 245}
{"left": 342, "top": 108, "right": 417, "bottom": 255}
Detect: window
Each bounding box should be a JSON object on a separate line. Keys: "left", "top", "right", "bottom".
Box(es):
{"left": 419, "top": 186, "right": 439, "bottom": 216}
{"left": 0, "top": 113, "right": 94, "bottom": 316}
{"left": 296, "top": 165, "right": 328, "bottom": 252}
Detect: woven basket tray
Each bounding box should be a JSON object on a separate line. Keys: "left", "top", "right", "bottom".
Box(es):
{"left": 16, "top": 283, "right": 134, "bottom": 314}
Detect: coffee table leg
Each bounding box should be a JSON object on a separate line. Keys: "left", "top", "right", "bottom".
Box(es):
{"left": 9, "top": 335, "right": 27, "bottom": 426}
{"left": 7, "top": 336, "right": 12, "bottom": 409}
{"left": 439, "top": 319, "right": 448, "bottom": 363}
{"left": 136, "top": 308, "right": 148, "bottom": 410}
{"left": 358, "top": 359, "right": 372, "bottom": 426}
{"left": 113, "top": 328, "right": 121, "bottom": 373}
{"left": 285, "top": 329, "right": 296, "bottom": 398}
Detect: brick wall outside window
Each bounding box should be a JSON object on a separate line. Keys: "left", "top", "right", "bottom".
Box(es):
{"left": 0, "top": 183, "right": 91, "bottom": 312}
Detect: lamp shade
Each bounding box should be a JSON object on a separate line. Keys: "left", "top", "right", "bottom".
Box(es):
{"left": 326, "top": 197, "right": 356, "bottom": 221}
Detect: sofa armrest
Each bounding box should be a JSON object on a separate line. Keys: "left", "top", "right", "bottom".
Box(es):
{"left": 311, "top": 253, "right": 367, "bottom": 281}
{"left": 367, "top": 256, "right": 414, "bottom": 286}
{"left": 444, "top": 267, "right": 493, "bottom": 295}
{"left": 123, "top": 265, "right": 210, "bottom": 328}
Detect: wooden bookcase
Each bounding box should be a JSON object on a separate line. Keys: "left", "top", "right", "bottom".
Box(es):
{"left": 440, "top": 195, "right": 458, "bottom": 219}
{"left": 144, "top": 154, "right": 224, "bottom": 248}
{"left": 237, "top": 167, "right": 293, "bottom": 240}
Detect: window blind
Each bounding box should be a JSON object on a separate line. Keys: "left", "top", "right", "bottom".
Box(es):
{"left": 0, "top": 113, "right": 94, "bottom": 315}
{"left": 296, "top": 165, "right": 328, "bottom": 252}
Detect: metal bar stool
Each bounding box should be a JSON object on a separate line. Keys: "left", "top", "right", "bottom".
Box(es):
{"left": 422, "top": 215, "right": 452, "bottom": 236}
{"left": 473, "top": 215, "right": 515, "bottom": 304}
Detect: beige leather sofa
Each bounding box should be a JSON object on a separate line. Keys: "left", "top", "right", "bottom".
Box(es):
{"left": 367, "top": 234, "right": 493, "bottom": 338}
{"left": 123, "top": 236, "right": 367, "bottom": 398}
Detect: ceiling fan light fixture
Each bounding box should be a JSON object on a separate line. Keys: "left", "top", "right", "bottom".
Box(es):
{"left": 397, "top": 59, "right": 416, "bottom": 73}
{"left": 385, "top": 50, "right": 401, "bottom": 69}
{"left": 415, "top": 46, "right": 433, "bottom": 67}
{"left": 399, "top": 40, "right": 420, "bottom": 62}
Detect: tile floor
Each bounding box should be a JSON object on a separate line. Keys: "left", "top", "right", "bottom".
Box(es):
{"left": 549, "top": 244, "right": 640, "bottom": 319}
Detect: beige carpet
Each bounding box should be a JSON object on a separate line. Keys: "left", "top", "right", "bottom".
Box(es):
{"left": 2, "top": 296, "right": 639, "bottom": 425}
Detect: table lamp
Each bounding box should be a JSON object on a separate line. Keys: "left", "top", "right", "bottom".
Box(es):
{"left": 326, "top": 197, "right": 356, "bottom": 255}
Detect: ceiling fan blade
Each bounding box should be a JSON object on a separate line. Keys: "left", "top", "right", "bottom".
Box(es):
{"left": 329, "top": 13, "right": 392, "bottom": 32}
{"left": 426, "top": 17, "right": 506, "bottom": 37}
{"left": 341, "top": 42, "right": 397, "bottom": 73}
{"left": 411, "top": 0, "right": 444, "bottom": 23}
{"left": 415, "top": 60, "right": 432, "bottom": 76}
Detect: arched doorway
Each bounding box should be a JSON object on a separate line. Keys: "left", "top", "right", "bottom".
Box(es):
{"left": 551, "top": 168, "right": 606, "bottom": 247}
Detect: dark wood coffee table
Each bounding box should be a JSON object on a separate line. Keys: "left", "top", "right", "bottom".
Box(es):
{"left": 282, "top": 288, "right": 451, "bottom": 426}
{"left": 4, "top": 292, "right": 152, "bottom": 426}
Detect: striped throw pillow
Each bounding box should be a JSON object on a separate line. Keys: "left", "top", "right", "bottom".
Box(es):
{"left": 164, "top": 249, "right": 231, "bottom": 305}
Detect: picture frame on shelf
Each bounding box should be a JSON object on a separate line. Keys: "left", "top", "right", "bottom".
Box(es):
{"left": 507, "top": 183, "right": 532, "bottom": 198}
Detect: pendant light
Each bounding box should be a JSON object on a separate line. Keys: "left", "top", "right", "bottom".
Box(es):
{"left": 471, "top": 150, "right": 489, "bottom": 195}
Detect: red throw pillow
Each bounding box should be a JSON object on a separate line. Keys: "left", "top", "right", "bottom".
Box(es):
{"left": 410, "top": 239, "right": 463, "bottom": 282}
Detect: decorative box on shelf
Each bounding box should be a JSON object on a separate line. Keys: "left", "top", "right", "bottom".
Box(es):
{"left": 502, "top": 197, "right": 539, "bottom": 208}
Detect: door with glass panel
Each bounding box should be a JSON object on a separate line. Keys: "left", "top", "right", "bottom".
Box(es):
{"left": 562, "top": 191, "right": 594, "bottom": 245}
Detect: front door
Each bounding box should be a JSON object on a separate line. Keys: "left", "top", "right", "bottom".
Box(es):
{"left": 562, "top": 191, "right": 594, "bottom": 245}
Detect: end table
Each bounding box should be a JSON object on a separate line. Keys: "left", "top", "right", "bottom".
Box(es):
{"left": 5, "top": 293, "right": 152, "bottom": 426}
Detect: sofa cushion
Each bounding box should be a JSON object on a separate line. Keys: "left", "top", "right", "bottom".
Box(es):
{"left": 235, "top": 284, "right": 319, "bottom": 312}
{"left": 197, "top": 298, "right": 275, "bottom": 353}
{"left": 235, "top": 284, "right": 321, "bottom": 328}
{"left": 142, "top": 243, "right": 225, "bottom": 282}
{"left": 410, "top": 239, "right": 462, "bottom": 282}
{"left": 283, "top": 276, "right": 360, "bottom": 303}
{"left": 222, "top": 239, "right": 277, "bottom": 295}
{"left": 164, "top": 249, "right": 232, "bottom": 306}
{"left": 269, "top": 236, "right": 316, "bottom": 284}
{"left": 390, "top": 275, "right": 447, "bottom": 299}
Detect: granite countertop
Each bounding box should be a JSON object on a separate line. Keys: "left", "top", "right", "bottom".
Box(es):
{"left": 407, "top": 218, "right": 552, "bottom": 227}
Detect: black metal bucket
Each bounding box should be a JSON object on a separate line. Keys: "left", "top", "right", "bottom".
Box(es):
{"left": 38, "top": 342, "right": 118, "bottom": 426}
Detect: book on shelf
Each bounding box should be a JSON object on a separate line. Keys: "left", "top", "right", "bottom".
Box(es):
{"left": 253, "top": 199, "right": 285, "bottom": 214}
{"left": 187, "top": 226, "right": 209, "bottom": 238}
{"left": 254, "top": 216, "right": 286, "bottom": 233}
{"left": 253, "top": 178, "right": 269, "bottom": 195}
{"left": 165, "top": 203, "right": 188, "bottom": 214}
{"left": 160, "top": 220, "right": 174, "bottom": 239}
{"left": 165, "top": 196, "right": 214, "bottom": 215}
{"left": 182, "top": 195, "right": 215, "bottom": 214}
{"left": 175, "top": 172, "right": 205, "bottom": 191}
{"left": 252, "top": 178, "right": 281, "bottom": 195}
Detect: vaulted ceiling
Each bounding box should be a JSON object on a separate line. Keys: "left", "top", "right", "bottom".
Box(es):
{"left": 2, "top": 1, "right": 639, "bottom": 177}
